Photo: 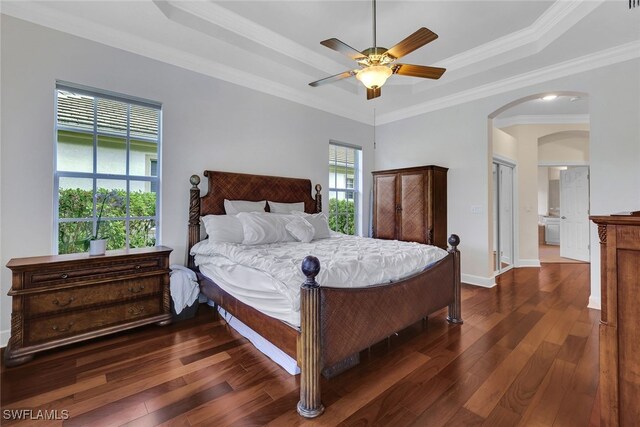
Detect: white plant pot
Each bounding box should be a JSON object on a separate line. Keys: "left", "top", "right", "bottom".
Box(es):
{"left": 89, "top": 239, "right": 107, "bottom": 256}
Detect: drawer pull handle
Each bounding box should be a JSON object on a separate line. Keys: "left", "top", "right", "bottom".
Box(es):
{"left": 53, "top": 296, "right": 75, "bottom": 307}
{"left": 60, "top": 273, "right": 69, "bottom": 279}
{"left": 52, "top": 322, "right": 74, "bottom": 332}
{"left": 134, "top": 265, "right": 141, "bottom": 270}
{"left": 128, "top": 306, "right": 145, "bottom": 316}
{"left": 128, "top": 285, "right": 145, "bottom": 294}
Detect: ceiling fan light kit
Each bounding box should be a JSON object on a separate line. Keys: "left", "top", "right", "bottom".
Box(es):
{"left": 309, "top": 0, "right": 446, "bottom": 100}
{"left": 356, "top": 65, "right": 393, "bottom": 89}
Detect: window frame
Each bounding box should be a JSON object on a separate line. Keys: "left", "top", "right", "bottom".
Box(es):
{"left": 53, "top": 82, "right": 162, "bottom": 254}
{"left": 328, "top": 141, "right": 362, "bottom": 236}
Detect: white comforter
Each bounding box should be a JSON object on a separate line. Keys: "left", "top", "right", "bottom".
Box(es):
{"left": 191, "top": 234, "right": 448, "bottom": 313}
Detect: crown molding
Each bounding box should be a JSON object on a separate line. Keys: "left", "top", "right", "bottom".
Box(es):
{"left": 1, "top": 3, "right": 372, "bottom": 125}
{"left": 494, "top": 114, "right": 590, "bottom": 128}
{"left": 153, "top": 0, "right": 349, "bottom": 77}
{"left": 417, "top": 0, "right": 605, "bottom": 93}
{"left": 378, "top": 41, "right": 640, "bottom": 125}
{"left": 436, "top": 1, "right": 590, "bottom": 71}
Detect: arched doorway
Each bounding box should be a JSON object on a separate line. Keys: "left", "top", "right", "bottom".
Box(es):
{"left": 488, "top": 91, "right": 590, "bottom": 275}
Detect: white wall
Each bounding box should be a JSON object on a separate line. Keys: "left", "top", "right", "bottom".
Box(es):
{"left": 538, "top": 167, "right": 549, "bottom": 216}
{"left": 588, "top": 61, "right": 640, "bottom": 309}
{"left": 376, "top": 59, "right": 640, "bottom": 302}
{"left": 493, "top": 127, "right": 518, "bottom": 162}
{"left": 0, "top": 16, "right": 373, "bottom": 346}
{"left": 376, "top": 104, "right": 494, "bottom": 286}
{"left": 538, "top": 131, "right": 590, "bottom": 163}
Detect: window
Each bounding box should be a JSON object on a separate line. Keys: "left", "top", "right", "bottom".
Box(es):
{"left": 55, "top": 84, "right": 161, "bottom": 254}
{"left": 328, "top": 142, "right": 362, "bottom": 235}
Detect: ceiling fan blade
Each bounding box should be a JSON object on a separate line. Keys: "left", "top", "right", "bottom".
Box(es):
{"left": 394, "top": 64, "right": 446, "bottom": 79}
{"left": 320, "top": 38, "right": 366, "bottom": 60}
{"left": 366, "top": 87, "right": 381, "bottom": 100}
{"left": 385, "top": 28, "right": 438, "bottom": 59}
{"left": 309, "top": 70, "right": 356, "bottom": 87}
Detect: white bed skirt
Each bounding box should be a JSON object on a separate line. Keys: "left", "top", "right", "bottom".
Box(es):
{"left": 209, "top": 300, "right": 300, "bottom": 375}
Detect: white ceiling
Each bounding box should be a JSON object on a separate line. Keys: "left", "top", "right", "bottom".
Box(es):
{"left": 3, "top": 1, "right": 639, "bottom": 124}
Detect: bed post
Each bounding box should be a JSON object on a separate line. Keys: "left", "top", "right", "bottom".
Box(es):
{"left": 188, "top": 175, "right": 201, "bottom": 270}
{"left": 314, "top": 184, "right": 322, "bottom": 213}
{"left": 446, "top": 234, "right": 464, "bottom": 324}
{"left": 297, "top": 256, "right": 324, "bottom": 418}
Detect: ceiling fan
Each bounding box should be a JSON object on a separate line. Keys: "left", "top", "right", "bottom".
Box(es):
{"left": 309, "top": 0, "right": 446, "bottom": 100}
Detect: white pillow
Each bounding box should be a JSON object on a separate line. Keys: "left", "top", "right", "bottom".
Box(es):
{"left": 285, "top": 216, "right": 315, "bottom": 243}
{"left": 268, "top": 201, "right": 305, "bottom": 214}
{"left": 224, "top": 199, "right": 266, "bottom": 214}
{"left": 237, "top": 212, "right": 296, "bottom": 245}
{"left": 201, "top": 215, "right": 244, "bottom": 243}
{"left": 291, "top": 211, "right": 331, "bottom": 240}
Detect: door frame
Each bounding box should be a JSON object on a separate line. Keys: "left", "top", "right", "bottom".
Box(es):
{"left": 493, "top": 155, "right": 518, "bottom": 274}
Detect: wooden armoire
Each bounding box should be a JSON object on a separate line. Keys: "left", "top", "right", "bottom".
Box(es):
{"left": 590, "top": 211, "right": 640, "bottom": 427}
{"left": 372, "top": 165, "right": 447, "bottom": 249}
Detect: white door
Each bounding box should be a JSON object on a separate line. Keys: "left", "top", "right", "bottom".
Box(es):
{"left": 560, "top": 167, "right": 590, "bottom": 261}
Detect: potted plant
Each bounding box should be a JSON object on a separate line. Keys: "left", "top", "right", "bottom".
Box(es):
{"left": 86, "top": 189, "right": 123, "bottom": 256}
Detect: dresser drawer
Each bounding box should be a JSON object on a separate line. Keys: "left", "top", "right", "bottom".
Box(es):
{"left": 26, "top": 297, "right": 162, "bottom": 344}
{"left": 5, "top": 246, "right": 172, "bottom": 366}
{"left": 25, "top": 275, "right": 164, "bottom": 317}
{"left": 24, "top": 256, "right": 163, "bottom": 289}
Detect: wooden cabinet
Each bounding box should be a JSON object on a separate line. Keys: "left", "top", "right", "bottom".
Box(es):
{"left": 590, "top": 212, "right": 640, "bottom": 427}
{"left": 372, "top": 165, "right": 447, "bottom": 248}
{"left": 4, "top": 246, "right": 173, "bottom": 367}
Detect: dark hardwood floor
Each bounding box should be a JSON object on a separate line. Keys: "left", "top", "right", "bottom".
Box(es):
{"left": 1, "top": 263, "right": 599, "bottom": 426}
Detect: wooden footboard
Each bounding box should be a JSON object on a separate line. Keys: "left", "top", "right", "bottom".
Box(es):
{"left": 297, "top": 235, "right": 462, "bottom": 418}
{"left": 320, "top": 252, "right": 457, "bottom": 367}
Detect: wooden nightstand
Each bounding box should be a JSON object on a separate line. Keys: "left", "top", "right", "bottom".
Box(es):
{"left": 4, "top": 246, "right": 173, "bottom": 367}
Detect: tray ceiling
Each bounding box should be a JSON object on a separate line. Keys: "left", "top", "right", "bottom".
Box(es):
{"left": 2, "top": 0, "right": 639, "bottom": 124}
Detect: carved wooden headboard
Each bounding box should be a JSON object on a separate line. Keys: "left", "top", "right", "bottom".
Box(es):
{"left": 188, "top": 170, "right": 322, "bottom": 268}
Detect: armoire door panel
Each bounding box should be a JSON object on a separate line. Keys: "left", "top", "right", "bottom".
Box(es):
{"left": 399, "top": 173, "right": 426, "bottom": 243}
{"left": 373, "top": 174, "right": 397, "bottom": 239}
{"left": 372, "top": 165, "right": 447, "bottom": 249}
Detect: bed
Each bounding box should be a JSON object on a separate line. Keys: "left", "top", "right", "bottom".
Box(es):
{"left": 187, "top": 170, "right": 463, "bottom": 418}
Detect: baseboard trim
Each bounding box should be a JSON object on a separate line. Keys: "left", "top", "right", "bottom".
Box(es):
{"left": 518, "top": 259, "right": 541, "bottom": 267}
{"left": 1, "top": 329, "right": 10, "bottom": 348}
{"left": 588, "top": 296, "right": 601, "bottom": 310}
{"left": 462, "top": 273, "right": 497, "bottom": 288}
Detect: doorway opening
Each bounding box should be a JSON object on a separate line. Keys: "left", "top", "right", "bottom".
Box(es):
{"left": 538, "top": 165, "right": 590, "bottom": 263}
{"left": 488, "top": 91, "right": 590, "bottom": 277}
